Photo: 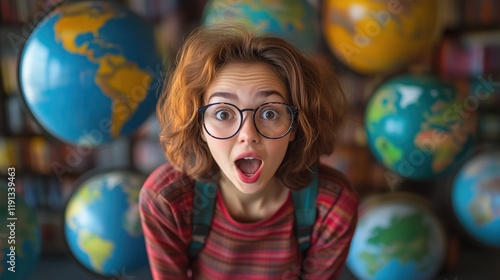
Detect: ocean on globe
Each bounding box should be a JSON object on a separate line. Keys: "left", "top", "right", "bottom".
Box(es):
{"left": 451, "top": 150, "right": 500, "bottom": 248}
{"left": 365, "top": 75, "right": 477, "bottom": 180}
{"left": 202, "top": 0, "right": 319, "bottom": 52}
{"left": 64, "top": 170, "right": 148, "bottom": 276}
{"left": 322, "top": 0, "right": 439, "bottom": 75}
{"left": 19, "top": 1, "right": 162, "bottom": 145}
{"left": 347, "top": 192, "right": 447, "bottom": 280}
{"left": 0, "top": 183, "right": 41, "bottom": 280}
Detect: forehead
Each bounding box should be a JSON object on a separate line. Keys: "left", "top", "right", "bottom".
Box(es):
{"left": 205, "top": 62, "right": 287, "bottom": 100}
{"left": 215, "top": 62, "right": 279, "bottom": 78}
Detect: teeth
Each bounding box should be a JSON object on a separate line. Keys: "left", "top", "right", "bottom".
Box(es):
{"left": 243, "top": 157, "right": 254, "bottom": 160}
{"left": 244, "top": 173, "right": 255, "bottom": 176}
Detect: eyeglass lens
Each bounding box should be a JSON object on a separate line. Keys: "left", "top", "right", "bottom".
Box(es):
{"left": 203, "top": 103, "right": 294, "bottom": 139}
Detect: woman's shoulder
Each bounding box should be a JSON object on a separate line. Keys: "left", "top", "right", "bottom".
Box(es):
{"left": 140, "top": 162, "right": 194, "bottom": 205}
{"left": 316, "top": 164, "right": 359, "bottom": 214}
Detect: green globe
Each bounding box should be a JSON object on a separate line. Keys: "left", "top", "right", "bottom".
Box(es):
{"left": 347, "top": 192, "right": 447, "bottom": 280}
{"left": 64, "top": 170, "right": 148, "bottom": 277}
{"left": 365, "top": 75, "right": 477, "bottom": 180}
{"left": 202, "top": 0, "right": 319, "bottom": 52}
{"left": 451, "top": 150, "right": 500, "bottom": 248}
{"left": 0, "top": 183, "right": 41, "bottom": 280}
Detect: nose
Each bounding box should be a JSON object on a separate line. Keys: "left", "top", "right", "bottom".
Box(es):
{"left": 237, "top": 113, "right": 259, "bottom": 143}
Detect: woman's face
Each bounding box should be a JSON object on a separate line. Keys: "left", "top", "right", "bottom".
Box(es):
{"left": 202, "top": 62, "right": 295, "bottom": 194}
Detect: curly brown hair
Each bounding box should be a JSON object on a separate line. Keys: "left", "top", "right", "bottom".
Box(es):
{"left": 157, "top": 24, "right": 348, "bottom": 189}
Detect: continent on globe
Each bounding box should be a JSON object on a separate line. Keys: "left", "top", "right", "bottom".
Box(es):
{"left": 347, "top": 192, "right": 447, "bottom": 280}
{"left": 54, "top": 4, "right": 151, "bottom": 137}
{"left": 19, "top": 1, "right": 162, "bottom": 145}
{"left": 374, "top": 136, "right": 403, "bottom": 168}
{"left": 78, "top": 230, "right": 115, "bottom": 273}
{"left": 64, "top": 170, "right": 148, "bottom": 276}
{"left": 416, "top": 98, "right": 477, "bottom": 174}
{"left": 365, "top": 88, "right": 398, "bottom": 128}
{"left": 365, "top": 75, "right": 477, "bottom": 180}
{"left": 65, "top": 182, "right": 101, "bottom": 231}
{"left": 361, "top": 212, "right": 431, "bottom": 276}
{"left": 398, "top": 85, "right": 422, "bottom": 108}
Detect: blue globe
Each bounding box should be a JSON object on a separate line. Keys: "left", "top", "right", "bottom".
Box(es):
{"left": 365, "top": 75, "right": 477, "bottom": 180}
{"left": 347, "top": 192, "right": 447, "bottom": 280}
{"left": 0, "top": 183, "right": 41, "bottom": 280}
{"left": 19, "top": 1, "right": 162, "bottom": 145}
{"left": 202, "top": 0, "right": 319, "bottom": 52}
{"left": 64, "top": 170, "right": 148, "bottom": 276}
{"left": 452, "top": 150, "right": 500, "bottom": 248}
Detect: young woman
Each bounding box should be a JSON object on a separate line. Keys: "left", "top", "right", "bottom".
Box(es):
{"left": 139, "top": 24, "right": 359, "bottom": 280}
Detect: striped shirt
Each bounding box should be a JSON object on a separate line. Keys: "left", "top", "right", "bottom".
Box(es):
{"left": 139, "top": 163, "right": 358, "bottom": 280}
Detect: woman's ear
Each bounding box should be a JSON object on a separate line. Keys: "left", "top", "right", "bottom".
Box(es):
{"left": 201, "top": 130, "right": 207, "bottom": 142}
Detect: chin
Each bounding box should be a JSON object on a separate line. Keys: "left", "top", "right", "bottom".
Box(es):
{"left": 232, "top": 179, "right": 266, "bottom": 195}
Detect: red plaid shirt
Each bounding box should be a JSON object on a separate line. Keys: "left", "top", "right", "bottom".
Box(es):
{"left": 139, "top": 163, "right": 358, "bottom": 280}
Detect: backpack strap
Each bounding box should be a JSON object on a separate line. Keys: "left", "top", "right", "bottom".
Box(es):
{"left": 188, "top": 171, "right": 319, "bottom": 258}
{"left": 292, "top": 171, "right": 319, "bottom": 254}
{"left": 188, "top": 180, "right": 217, "bottom": 258}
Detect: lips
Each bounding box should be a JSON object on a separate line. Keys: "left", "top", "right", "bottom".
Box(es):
{"left": 234, "top": 153, "right": 263, "bottom": 183}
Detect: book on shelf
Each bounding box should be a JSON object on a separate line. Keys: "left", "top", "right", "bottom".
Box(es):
{"left": 0, "top": 134, "right": 98, "bottom": 177}
{"left": 463, "top": 0, "right": 500, "bottom": 28}
{"left": 0, "top": 0, "right": 36, "bottom": 25}
{"left": 0, "top": 47, "right": 19, "bottom": 96}
{"left": 93, "top": 137, "right": 133, "bottom": 169}
{"left": 126, "top": 0, "right": 178, "bottom": 22}
{"left": 0, "top": 105, "right": 6, "bottom": 136}
{"left": 16, "top": 171, "right": 75, "bottom": 213}
{"left": 132, "top": 137, "right": 167, "bottom": 174}
{"left": 5, "top": 94, "right": 45, "bottom": 136}
{"left": 484, "top": 45, "right": 500, "bottom": 73}
{"left": 0, "top": 137, "right": 22, "bottom": 172}
{"left": 478, "top": 113, "right": 500, "bottom": 142}
{"left": 17, "top": 172, "right": 77, "bottom": 210}
{"left": 438, "top": 0, "right": 462, "bottom": 30}
{"left": 0, "top": 0, "right": 63, "bottom": 25}
{"left": 438, "top": 37, "right": 500, "bottom": 78}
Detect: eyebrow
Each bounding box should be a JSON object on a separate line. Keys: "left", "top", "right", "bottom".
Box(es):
{"left": 208, "top": 90, "right": 284, "bottom": 102}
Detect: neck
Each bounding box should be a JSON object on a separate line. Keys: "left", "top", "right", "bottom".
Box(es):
{"left": 218, "top": 175, "right": 289, "bottom": 223}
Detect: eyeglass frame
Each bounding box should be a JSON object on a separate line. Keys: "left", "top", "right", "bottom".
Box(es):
{"left": 197, "top": 102, "right": 299, "bottom": 140}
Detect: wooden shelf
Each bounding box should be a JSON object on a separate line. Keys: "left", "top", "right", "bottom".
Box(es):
{"left": 444, "top": 26, "right": 500, "bottom": 46}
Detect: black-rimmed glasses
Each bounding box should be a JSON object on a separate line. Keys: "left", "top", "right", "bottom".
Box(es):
{"left": 198, "top": 102, "right": 298, "bottom": 139}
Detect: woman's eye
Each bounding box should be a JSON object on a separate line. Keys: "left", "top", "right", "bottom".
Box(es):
{"left": 261, "top": 109, "right": 279, "bottom": 120}
{"left": 215, "top": 110, "right": 233, "bottom": 121}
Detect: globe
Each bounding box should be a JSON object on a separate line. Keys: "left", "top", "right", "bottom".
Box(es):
{"left": 322, "top": 0, "right": 439, "bottom": 75}
{"left": 0, "top": 183, "right": 41, "bottom": 280}
{"left": 64, "top": 170, "right": 148, "bottom": 276}
{"left": 19, "top": 1, "right": 162, "bottom": 145}
{"left": 365, "top": 75, "right": 477, "bottom": 180}
{"left": 347, "top": 192, "right": 447, "bottom": 280}
{"left": 451, "top": 150, "right": 500, "bottom": 248}
{"left": 202, "top": 0, "right": 319, "bottom": 52}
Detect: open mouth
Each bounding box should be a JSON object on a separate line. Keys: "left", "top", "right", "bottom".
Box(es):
{"left": 235, "top": 157, "right": 263, "bottom": 177}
